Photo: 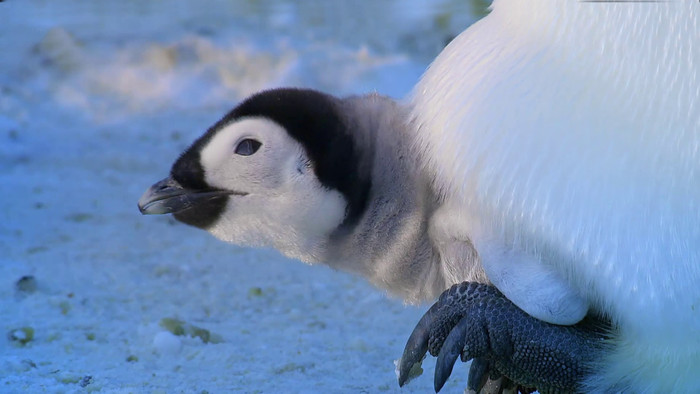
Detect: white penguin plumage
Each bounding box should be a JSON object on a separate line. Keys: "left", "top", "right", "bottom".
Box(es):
{"left": 139, "top": 1, "right": 700, "bottom": 392}
{"left": 410, "top": 1, "right": 699, "bottom": 391}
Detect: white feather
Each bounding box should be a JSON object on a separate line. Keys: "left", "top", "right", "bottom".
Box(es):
{"left": 201, "top": 117, "right": 347, "bottom": 263}
{"left": 409, "top": 1, "right": 699, "bottom": 390}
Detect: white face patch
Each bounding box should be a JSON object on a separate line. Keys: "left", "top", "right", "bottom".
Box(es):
{"left": 199, "top": 117, "right": 348, "bottom": 263}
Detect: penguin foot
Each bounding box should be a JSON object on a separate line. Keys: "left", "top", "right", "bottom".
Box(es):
{"left": 397, "top": 282, "right": 611, "bottom": 393}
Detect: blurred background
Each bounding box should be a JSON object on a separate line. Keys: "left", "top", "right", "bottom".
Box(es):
{"left": 0, "top": 1, "right": 489, "bottom": 392}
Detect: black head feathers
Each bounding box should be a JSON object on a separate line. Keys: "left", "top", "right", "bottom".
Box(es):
{"left": 171, "top": 88, "right": 371, "bottom": 227}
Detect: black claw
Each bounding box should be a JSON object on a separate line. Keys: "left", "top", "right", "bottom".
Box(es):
{"left": 434, "top": 316, "right": 469, "bottom": 392}
{"left": 400, "top": 282, "right": 611, "bottom": 392}
{"left": 398, "top": 302, "right": 441, "bottom": 386}
{"left": 467, "top": 358, "right": 491, "bottom": 392}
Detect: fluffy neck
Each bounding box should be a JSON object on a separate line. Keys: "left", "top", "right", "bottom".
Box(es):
{"left": 321, "top": 94, "right": 448, "bottom": 303}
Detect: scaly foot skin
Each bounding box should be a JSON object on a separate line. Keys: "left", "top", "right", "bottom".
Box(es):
{"left": 397, "top": 282, "right": 611, "bottom": 393}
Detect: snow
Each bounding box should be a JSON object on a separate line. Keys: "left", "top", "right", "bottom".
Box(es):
{"left": 152, "top": 332, "right": 183, "bottom": 356}
{"left": 0, "top": 1, "right": 487, "bottom": 392}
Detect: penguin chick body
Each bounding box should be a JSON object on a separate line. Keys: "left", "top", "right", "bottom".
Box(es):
{"left": 140, "top": 89, "right": 486, "bottom": 303}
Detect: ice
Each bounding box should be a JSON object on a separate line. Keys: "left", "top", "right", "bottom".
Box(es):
{"left": 152, "top": 331, "right": 182, "bottom": 355}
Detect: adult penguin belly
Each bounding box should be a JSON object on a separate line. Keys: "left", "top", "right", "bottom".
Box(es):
{"left": 407, "top": 1, "right": 700, "bottom": 391}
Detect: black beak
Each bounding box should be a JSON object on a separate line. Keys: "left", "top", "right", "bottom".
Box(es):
{"left": 138, "top": 176, "right": 240, "bottom": 215}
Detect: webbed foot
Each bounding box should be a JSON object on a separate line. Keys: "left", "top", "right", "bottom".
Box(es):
{"left": 398, "top": 282, "right": 610, "bottom": 393}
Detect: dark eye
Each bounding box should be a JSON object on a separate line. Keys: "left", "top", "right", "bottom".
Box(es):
{"left": 234, "top": 139, "right": 262, "bottom": 156}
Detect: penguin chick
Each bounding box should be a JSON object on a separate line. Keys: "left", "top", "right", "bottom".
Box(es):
{"left": 139, "top": 88, "right": 485, "bottom": 303}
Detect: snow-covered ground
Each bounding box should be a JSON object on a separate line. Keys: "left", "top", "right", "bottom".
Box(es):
{"left": 0, "top": 1, "right": 488, "bottom": 392}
